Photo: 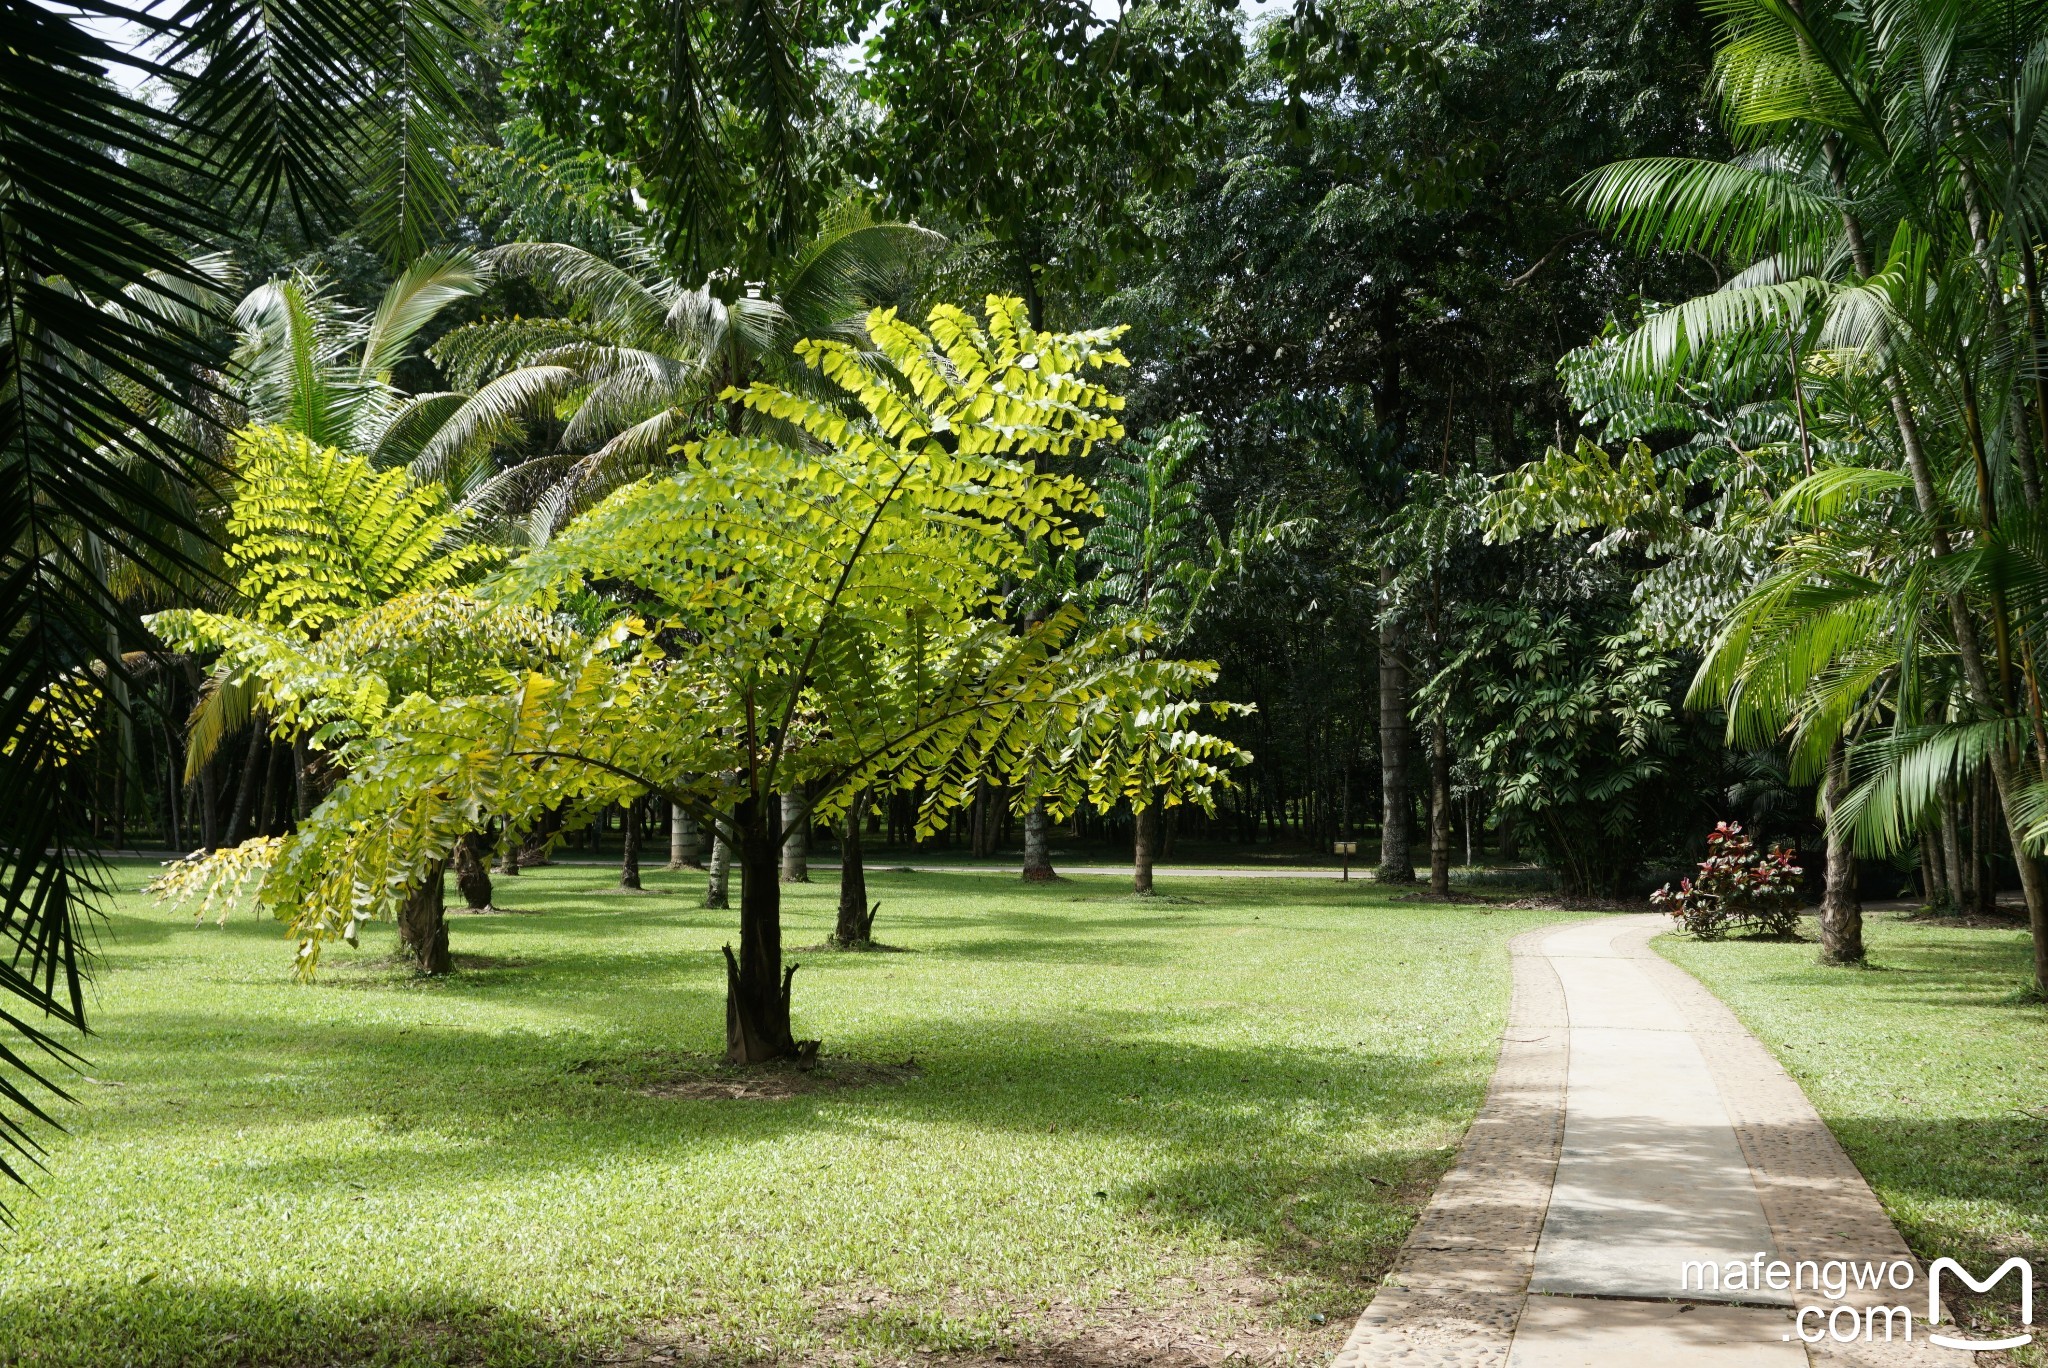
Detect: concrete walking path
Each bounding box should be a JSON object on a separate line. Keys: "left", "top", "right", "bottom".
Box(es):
{"left": 1336, "top": 914, "right": 1971, "bottom": 1367}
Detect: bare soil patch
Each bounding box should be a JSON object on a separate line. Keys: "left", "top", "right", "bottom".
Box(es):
{"left": 1394, "top": 890, "right": 1498, "bottom": 907}
{"left": 573, "top": 1051, "right": 920, "bottom": 1101}
{"left": 1499, "top": 895, "right": 1654, "bottom": 912}
{"left": 604, "top": 1259, "right": 1348, "bottom": 1368}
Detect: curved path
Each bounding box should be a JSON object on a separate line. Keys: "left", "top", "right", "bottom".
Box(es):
{"left": 1337, "top": 914, "right": 1971, "bottom": 1367}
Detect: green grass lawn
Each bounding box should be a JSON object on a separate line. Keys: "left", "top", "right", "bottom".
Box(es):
{"left": 1659, "top": 910, "right": 2048, "bottom": 1356}
{"left": 0, "top": 861, "right": 1557, "bottom": 1367}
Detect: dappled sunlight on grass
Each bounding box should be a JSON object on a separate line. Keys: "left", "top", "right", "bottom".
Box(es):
{"left": 0, "top": 862, "right": 1560, "bottom": 1367}
{"left": 1660, "top": 914, "right": 2048, "bottom": 1355}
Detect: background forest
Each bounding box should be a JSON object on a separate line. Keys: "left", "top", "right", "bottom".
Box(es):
{"left": 13, "top": 0, "right": 2048, "bottom": 1166}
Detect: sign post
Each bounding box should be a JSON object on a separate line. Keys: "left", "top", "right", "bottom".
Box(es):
{"left": 1334, "top": 839, "right": 1357, "bottom": 882}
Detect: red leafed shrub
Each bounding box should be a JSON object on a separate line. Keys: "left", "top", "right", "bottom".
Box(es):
{"left": 1651, "top": 822, "right": 1804, "bottom": 940}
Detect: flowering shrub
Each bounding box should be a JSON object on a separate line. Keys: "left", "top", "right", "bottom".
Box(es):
{"left": 1651, "top": 822, "right": 1804, "bottom": 939}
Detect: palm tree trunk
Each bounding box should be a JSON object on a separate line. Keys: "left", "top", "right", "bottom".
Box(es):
{"left": 779, "top": 790, "right": 809, "bottom": 883}
{"left": 618, "top": 798, "right": 642, "bottom": 889}
{"left": 1919, "top": 826, "right": 1942, "bottom": 905}
{"left": 1022, "top": 799, "right": 1055, "bottom": 880}
{"left": 182, "top": 659, "right": 220, "bottom": 851}
{"left": 256, "top": 732, "right": 281, "bottom": 836}
{"left": 1941, "top": 789, "right": 1968, "bottom": 912}
{"left": 223, "top": 724, "right": 264, "bottom": 845}
{"left": 1818, "top": 741, "right": 1864, "bottom": 964}
{"left": 834, "top": 808, "right": 872, "bottom": 946}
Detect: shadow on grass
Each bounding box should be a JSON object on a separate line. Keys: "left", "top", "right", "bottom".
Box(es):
{"left": 1672, "top": 924, "right": 2045, "bottom": 1011}
{"left": 88, "top": 984, "right": 1485, "bottom": 1302}
{"left": 0, "top": 1278, "right": 605, "bottom": 1368}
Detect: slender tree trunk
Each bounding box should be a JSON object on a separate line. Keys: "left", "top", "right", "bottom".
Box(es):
{"left": 1022, "top": 799, "right": 1055, "bottom": 880}
{"left": 1818, "top": 742, "right": 1864, "bottom": 964}
{"left": 706, "top": 824, "right": 732, "bottom": 909}
{"left": 1941, "top": 790, "right": 1968, "bottom": 912}
{"left": 1377, "top": 569, "right": 1414, "bottom": 883}
{"left": 182, "top": 660, "right": 220, "bottom": 851}
{"left": 1429, "top": 721, "right": 1451, "bottom": 897}
{"left": 1920, "top": 826, "right": 1943, "bottom": 905}
{"left": 292, "top": 732, "right": 310, "bottom": 822}
{"left": 497, "top": 822, "right": 522, "bottom": 877}
{"left": 397, "top": 858, "right": 451, "bottom": 975}
{"left": 619, "top": 798, "right": 642, "bottom": 890}
{"left": 1133, "top": 801, "right": 1158, "bottom": 895}
{"left": 834, "top": 808, "right": 873, "bottom": 946}
{"left": 1976, "top": 769, "right": 1995, "bottom": 917}
{"left": 223, "top": 725, "right": 263, "bottom": 845}
{"left": 453, "top": 833, "right": 493, "bottom": 911}
{"left": 256, "top": 732, "right": 281, "bottom": 836}
{"left": 725, "top": 797, "right": 799, "bottom": 1063}
{"left": 779, "top": 790, "right": 809, "bottom": 883}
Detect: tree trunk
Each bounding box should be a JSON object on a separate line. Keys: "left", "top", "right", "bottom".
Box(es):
{"left": 1429, "top": 721, "right": 1451, "bottom": 897}
{"left": 1133, "top": 802, "right": 1158, "bottom": 896}
{"left": 397, "top": 858, "right": 451, "bottom": 975}
{"left": 256, "top": 731, "right": 282, "bottom": 836}
{"left": 834, "top": 808, "right": 873, "bottom": 945}
{"left": 1920, "top": 826, "right": 1943, "bottom": 906}
{"left": 1022, "top": 799, "right": 1054, "bottom": 880}
{"left": 779, "top": 790, "right": 809, "bottom": 883}
{"left": 1973, "top": 770, "right": 1991, "bottom": 916}
{"left": 292, "top": 732, "right": 310, "bottom": 822}
{"left": 453, "top": 832, "right": 493, "bottom": 911}
{"left": 725, "top": 800, "right": 800, "bottom": 1063}
{"left": 183, "top": 659, "right": 220, "bottom": 851}
{"left": 619, "top": 798, "right": 642, "bottom": 889}
{"left": 669, "top": 803, "right": 701, "bottom": 870}
{"left": 222, "top": 724, "right": 262, "bottom": 845}
{"left": 1817, "top": 742, "right": 1864, "bottom": 964}
{"left": 1941, "top": 789, "right": 1967, "bottom": 912}
{"left": 1377, "top": 570, "right": 1414, "bottom": 883}
{"left": 706, "top": 825, "right": 732, "bottom": 909}
{"left": 497, "top": 823, "right": 522, "bottom": 877}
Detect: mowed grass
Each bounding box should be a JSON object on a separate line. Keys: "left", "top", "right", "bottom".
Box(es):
{"left": 1660, "top": 912, "right": 2048, "bottom": 1354}
{"left": 0, "top": 861, "right": 1557, "bottom": 1367}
